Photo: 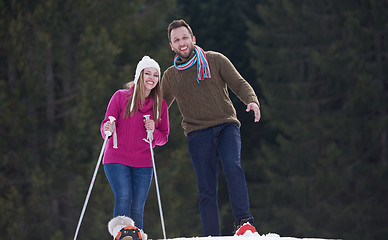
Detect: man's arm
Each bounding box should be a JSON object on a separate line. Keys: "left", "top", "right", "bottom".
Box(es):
{"left": 216, "top": 52, "right": 261, "bottom": 122}
{"left": 161, "top": 71, "right": 175, "bottom": 108}
{"left": 217, "top": 52, "right": 260, "bottom": 108}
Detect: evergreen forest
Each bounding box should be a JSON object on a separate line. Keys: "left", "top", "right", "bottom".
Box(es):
{"left": 1, "top": 0, "right": 387, "bottom": 239}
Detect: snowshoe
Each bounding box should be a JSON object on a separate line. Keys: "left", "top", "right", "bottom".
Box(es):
{"left": 234, "top": 222, "right": 258, "bottom": 236}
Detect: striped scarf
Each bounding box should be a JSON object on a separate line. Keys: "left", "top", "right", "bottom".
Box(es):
{"left": 174, "top": 45, "right": 211, "bottom": 83}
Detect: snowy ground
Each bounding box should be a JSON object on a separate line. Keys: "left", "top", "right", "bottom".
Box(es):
{"left": 168, "top": 232, "right": 341, "bottom": 240}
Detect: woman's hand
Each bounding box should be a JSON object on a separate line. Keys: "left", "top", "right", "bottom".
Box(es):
{"left": 144, "top": 119, "right": 155, "bottom": 132}
{"left": 103, "top": 121, "right": 115, "bottom": 134}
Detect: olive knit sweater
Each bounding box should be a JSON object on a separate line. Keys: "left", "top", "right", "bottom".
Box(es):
{"left": 161, "top": 51, "right": 260, "bottom": 135}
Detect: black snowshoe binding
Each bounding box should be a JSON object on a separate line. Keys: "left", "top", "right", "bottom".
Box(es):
{"left": 115, "top": 226, "right": 143, "bottom": 240}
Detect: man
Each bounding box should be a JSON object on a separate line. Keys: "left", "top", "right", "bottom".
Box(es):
{"left": 161, "top": 19, "right": 261, "bottom": 236}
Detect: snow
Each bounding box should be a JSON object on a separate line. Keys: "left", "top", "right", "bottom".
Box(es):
{"left": 167, "top": 232, "right": 341, "bottom": 240}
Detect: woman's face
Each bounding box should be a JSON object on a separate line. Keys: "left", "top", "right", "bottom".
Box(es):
{"left": 142, "top": 67, "right": 159, "bottom": 94}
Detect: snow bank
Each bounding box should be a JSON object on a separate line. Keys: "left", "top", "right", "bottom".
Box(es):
{"left": 168, "top": 233, "right": 341, "bottom": 240}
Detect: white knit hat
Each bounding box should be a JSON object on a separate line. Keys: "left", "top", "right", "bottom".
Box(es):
{"left": 130, "top": 56, "right": 161, "bottom": 116}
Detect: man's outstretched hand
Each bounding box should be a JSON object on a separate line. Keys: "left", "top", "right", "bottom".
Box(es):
{"left": 246, "top": 102, "right": 261, "bottom": 122}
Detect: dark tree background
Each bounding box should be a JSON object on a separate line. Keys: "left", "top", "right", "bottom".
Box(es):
{"left": 1, "top": 0, "right": 387, "bottom": 240}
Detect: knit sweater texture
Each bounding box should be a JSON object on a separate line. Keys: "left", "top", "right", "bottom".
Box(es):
{"left": 100, "top": 88, "right": 169, "bottom": 167}
{"left": 161, "top": 51, "right": 259, "bottom": 135}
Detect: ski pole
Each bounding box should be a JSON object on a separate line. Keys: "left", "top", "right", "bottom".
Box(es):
{"left": 144, "top": 115, "right": 167, "bottom": 240}
{"left": 73, "top": 116, "right": 116, "bottom": 240}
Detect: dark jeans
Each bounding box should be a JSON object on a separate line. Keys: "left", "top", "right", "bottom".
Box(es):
{"left": 104, "top": 163, "right": 153, "bottom": 229}
{"left": 187, "top": 123, "right": 254, "bottom": 236}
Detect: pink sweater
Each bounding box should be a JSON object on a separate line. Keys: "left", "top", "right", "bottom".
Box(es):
{"left": 100, "top": 89, "right": 169, "bottom": 167}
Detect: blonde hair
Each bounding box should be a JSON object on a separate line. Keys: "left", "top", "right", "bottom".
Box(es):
{"left": 124, "top": 69, "right": 162, "bottom": 121}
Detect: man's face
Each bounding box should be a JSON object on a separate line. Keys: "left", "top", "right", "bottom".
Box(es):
{"left": 169, "top": 26, "right": 196, "bottom": 59}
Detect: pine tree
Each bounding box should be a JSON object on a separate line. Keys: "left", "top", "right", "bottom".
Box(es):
{"left": 248, "top": 0, "right": 388, "bottom": 239}
{"left": 0, "top": 0, "right": 179, "bottom": 239}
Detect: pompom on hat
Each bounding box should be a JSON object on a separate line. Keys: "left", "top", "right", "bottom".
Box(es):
{"left": 130, "top": 56, "right": 161, "bottom": 114}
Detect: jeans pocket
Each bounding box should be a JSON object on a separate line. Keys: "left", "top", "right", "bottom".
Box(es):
{"left": 187, "top": 130, "right": 198, "bottom": 142}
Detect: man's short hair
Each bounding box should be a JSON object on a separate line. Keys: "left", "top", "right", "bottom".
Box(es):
{"left": 167, "top": 19, "right": 194, "bottom": 42}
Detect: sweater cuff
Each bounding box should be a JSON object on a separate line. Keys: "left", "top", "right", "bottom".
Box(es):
{"left": 246, "top": 96, "right": 260, "bottom": 108}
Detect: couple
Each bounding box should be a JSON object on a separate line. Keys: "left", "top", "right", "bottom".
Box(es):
{"left": 101, "top": 19, "right": 261, "bottom": 237}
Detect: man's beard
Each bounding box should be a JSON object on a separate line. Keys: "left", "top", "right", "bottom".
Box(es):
{"left": 175, "top": 44, "right": 194, "bottom": 59}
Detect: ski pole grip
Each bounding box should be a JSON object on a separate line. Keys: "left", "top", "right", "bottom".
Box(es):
{"left": 105, "top": 116, "right": 116, "bottom": 137}
{"left": 143, "top": 115, "right": 153, "bottom": 141}
{"left": 143, "top": 115, "right": 151, "bottom": 133}
{"left": 143, "top": 115, "right": 150, "bottom": 121}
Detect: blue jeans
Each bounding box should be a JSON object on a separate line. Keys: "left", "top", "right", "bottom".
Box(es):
{"left": 187, "top": 123, "right": 254, "bottom": 236}
{"left": 104, "top": 163, "right": 153, "bottom": 229}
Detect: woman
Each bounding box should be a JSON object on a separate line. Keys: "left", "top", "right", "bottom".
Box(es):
{"left": 101, "top": 56, "right": 169, "bottom": 230}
